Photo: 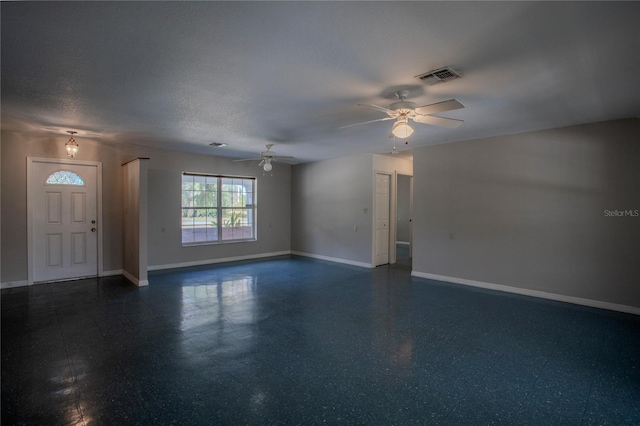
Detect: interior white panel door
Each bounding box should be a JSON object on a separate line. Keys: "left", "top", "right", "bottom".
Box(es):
{"left": 375, "top": 173, "right": 390, "bottom": 266}
{"left": 32, "top": 162, "right": 98, "bottom": 282}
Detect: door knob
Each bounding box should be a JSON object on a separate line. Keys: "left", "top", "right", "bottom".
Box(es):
{"left": 91, "top": 228, "right": 96, "bottom": 232}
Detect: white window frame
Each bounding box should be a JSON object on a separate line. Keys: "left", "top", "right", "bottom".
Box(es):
{"left": 181, "top": 173, "right": 256, "bottom": 246}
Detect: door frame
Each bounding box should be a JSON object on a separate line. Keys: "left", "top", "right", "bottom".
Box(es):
{"left": 27, "top": 157, "right": 104, "bottom": 285}
{"left": 372, "top": 171, "right": 393, "bottom": 267}
{"left": 396, "top": 173, "right": 414, "bottom": 260}
{"left": 409, "top": 175, "right": 413, "bottom": 258}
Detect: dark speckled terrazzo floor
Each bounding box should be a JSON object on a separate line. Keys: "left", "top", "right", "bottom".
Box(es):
{"left": 2, "top": 255, "right": 639, "bottom": 425}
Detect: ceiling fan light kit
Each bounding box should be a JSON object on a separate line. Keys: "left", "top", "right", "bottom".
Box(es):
{"left": 391, "top": 118, "right": 414, "bottom": 139}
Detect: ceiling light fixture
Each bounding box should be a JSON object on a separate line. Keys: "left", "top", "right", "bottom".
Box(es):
{"left": 263, "top": 159, "right": 273, "bottom": 172}
{"left": 391, "top": 117, "right": 414, "bottom": 139}
{"left": 65, "top": 131, "right": 79, "bottom": 157}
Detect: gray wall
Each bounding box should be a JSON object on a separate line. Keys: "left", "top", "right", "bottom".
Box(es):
{"left": 291, "top": 154, "right": 374, "bottom": 265}
{"left": 145, "top": 145, "right": 291, "bottom": 268}
{"left": 291, "top": 153, "right": 412, "bottom": 266}
{"left": 412, "top": 118, "right": 640, "bottom": 309}
{"left": 1, "top": 131, "right": 291, "bottom": 283}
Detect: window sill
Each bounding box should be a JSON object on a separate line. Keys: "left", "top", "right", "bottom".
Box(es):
{"left": 182, "top": 239, "right": 257, "bottom": 247}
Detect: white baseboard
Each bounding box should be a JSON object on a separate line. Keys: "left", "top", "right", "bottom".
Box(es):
{"left": 2, "top": 271, "right": 124, "bottom": 289}
{"left": 1, "top": 280, "right": 29, "bottom": 290}
{"left": 291, "top": 251, "right": 373, "bottom": 269}
{"left": 411, "top": 271, "right": 640, "bottom": 316}
{"left": 122, "top": 270, "right": 149, "bottom": 287}
{"left": 148, "top": 251, "right": 291, "bottom": 272}
{"left": 396, "top": 241, "right": 410, "bottom": 246}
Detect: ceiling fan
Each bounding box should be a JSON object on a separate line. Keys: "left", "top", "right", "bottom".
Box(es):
{"left": 233, "top": 144, "right": 296, "bottom": 171}
{"left": 342, "top": 89, "right": 464, "bottom": 138}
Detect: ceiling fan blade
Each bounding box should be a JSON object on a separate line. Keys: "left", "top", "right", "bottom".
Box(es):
{"left": 413, "top": 114, "right": 464, "bottom": 128}
{"left": 273, "top": 155, "right": 296, "bottom": 160}
{"left": 414, "top": 99, "right": 464, "bottom": 115}
{"left": 273, "top": 157, "right": 298, "bottom": 164}
{"left": 232, "top": 157, "right": 263, "bottom": 162}
{"left": 340, "top": 116, "right": 395, "bottom": 129}
{"left": 358, "top": 103, "right": 396, "bottom": 115}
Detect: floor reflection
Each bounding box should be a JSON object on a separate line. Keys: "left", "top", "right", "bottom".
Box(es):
{"left": 372, "top": 275, "right": 414, "bottom": 369}
{"left": 180, "top": 277, "right": 257, "bottom": 328}
{"left": 180, "top": 276, "right": 258, "bottom": 370}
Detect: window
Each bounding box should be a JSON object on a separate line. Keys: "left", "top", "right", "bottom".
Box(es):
{"left": 45, "top": 170, "right": 85, "bottom": 186}
{"left": 182, "top": 173, "right": 256, "bottom": 245}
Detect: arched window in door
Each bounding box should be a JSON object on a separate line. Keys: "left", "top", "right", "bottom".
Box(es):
{"left": 45, "top": 170, "right": 85, "bottom": 186}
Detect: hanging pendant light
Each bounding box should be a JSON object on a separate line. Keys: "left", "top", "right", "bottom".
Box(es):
{"left": 65, "top": 131, "right": 79, "bottom": 157}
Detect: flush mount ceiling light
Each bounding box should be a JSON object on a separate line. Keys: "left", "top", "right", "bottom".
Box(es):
{"left": 65, "top": 131, "right": 79, "bottom": 157}
{"left": 391, "top": 117, "right": 414, "bottom": 139}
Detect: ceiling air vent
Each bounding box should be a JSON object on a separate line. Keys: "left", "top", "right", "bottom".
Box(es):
{"left": 209, "top": 142, "right": 228, "bottom": 147}
{"left": 415, "top": 66, "right": 461, "bottom": 85}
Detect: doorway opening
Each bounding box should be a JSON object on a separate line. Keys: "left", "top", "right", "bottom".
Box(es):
{"left": 396, "top": 174, "right": 413, "bottom": 269}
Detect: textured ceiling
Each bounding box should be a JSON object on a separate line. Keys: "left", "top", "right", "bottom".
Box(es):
{"left": 2, "top": 2, "right": 639, "bottom": 163}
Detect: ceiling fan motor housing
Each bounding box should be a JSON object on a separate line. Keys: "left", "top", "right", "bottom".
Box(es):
{"left": 390, "top": 101, "right": 418, "bottom": 115}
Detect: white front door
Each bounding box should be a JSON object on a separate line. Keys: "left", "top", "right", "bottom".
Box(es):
{"left": 30, "top": 160, "right": 99, "bottom": 283}
{"left": 375, "top": 173, "right": 390, "bottom": 266}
